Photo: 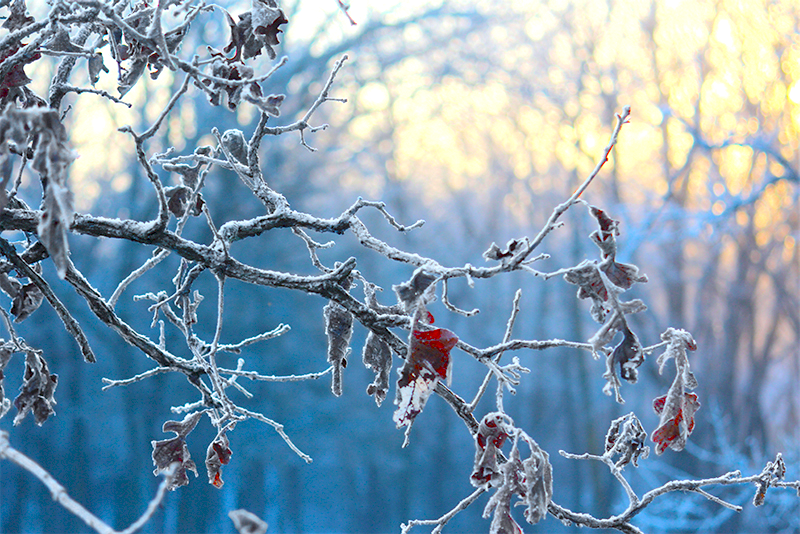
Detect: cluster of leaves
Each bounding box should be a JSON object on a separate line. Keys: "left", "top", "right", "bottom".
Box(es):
{"left": 558, "top": 206, "right": 702, "bottom": 456}
{"left": 470, "top": 413, "right": 553, "bottom": 533}
{"left": 560, "top": 206, "right": 649, "bottom": 404}
{"left": 0, "top": 325, "right": 56, "bottom": 427}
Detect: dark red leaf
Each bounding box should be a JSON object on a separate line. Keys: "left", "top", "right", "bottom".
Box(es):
{"left": 393, "top": 323, "right": 458, "bottom": 429}
{"left": 471, "top": 413, "right": 512, "bottom": 488}
{"left": 206, "top": 433, "right": 232, "bottom": 489}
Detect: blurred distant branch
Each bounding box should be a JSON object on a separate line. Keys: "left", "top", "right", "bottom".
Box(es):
{"left": 0, "top": 431, "right": 176, "bottom": 534}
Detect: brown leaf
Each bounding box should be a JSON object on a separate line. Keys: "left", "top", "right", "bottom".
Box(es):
{"left": 324, "top": 301, "right": 353, "bottom": 397}
{"left": 10, "top": 282, "right": 44, "bottom": 322}
{"left": 392, "top": 269, "right": 437, "bottom": 311}
{"left": 2, "top": 1, "right": 35, "bottom": 32}
{"left": 13, "top": 350, "right": 57, "bottom": 426}
{"left": 151, "top": 412, "right": 202, "bottom": 490}
{"left": 604, "top": 413, "right": 649, "bottom": 469}
{"left": 612, "top": 323, "right": 644, "bottom": 384}
{"left": 0, "top": 341, "right": 16, "bottom": 419}
{"left": 362, "top": 331, "right": 392, "bottom": 406}
{"left": 651, "top": 391, "right": 700, "bottom": 455}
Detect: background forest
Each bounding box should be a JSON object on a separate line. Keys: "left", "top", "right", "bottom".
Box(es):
{"left": 0, "top": 0, "right": 798, "bottom": 533}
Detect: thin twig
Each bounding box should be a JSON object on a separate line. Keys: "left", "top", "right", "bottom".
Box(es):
{"left": 234, "top": 406, "right": 313, "bottom": 463}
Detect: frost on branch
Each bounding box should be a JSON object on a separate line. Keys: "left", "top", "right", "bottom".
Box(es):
{"left": 362, "top": 331, "right": 392, "bottom": 406}
{"left": 393, "top": 311, "right": 458, "bottom": 431}
{"left": 651, "top": 328, "right": 700, "bottom": 454}
{"left": 324, "top": 300, "right": 354, "bottom": 397}
{"left": 206, "top": 432, "right": 233, "bottom": 489}
{"left": 151, "top": 412, "right": 202, "bottom": 490}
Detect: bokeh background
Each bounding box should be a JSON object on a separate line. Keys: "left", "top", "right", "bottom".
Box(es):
{"left": 1, "top": 0, "right": 798, "bottom": 532}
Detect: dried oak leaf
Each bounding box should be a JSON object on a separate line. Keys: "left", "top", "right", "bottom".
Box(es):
{"left": 13, "top": 350, "right": 57, "bottom": 426}
{"left": 362, "top": 331, "right": 392, "bottom": 406}
{"left": 87, "top": 53, "right": 109, "bottom": 86}
{"left": 324, "top": 301, "right": 353, "bottom": 397}
{"left": 519, "top": 435, "right": 553, "bottom": 525}
{"left": 651, "top": 391, "right": 700, "bottom": 455}
{"left": 206, "top": 433, "right": 233, "bottom": 488}
{"left": 111, "top": 13, "right": 188, "bottom": 95}
{"left": 601, "top": 260, "right": 647, "bottom": 290}
{"left": 563, "top": 260, "right": 609, "bottom": 323}
{"left": 203, "top": 57, "right": 260, "bottom": 110}
{"left": 393, "top": 268, "right": 437, "bottom": 312}
{"left": 482, "top": 447, "right": 524, "bottom": 534}
{"left": 0, "top": 272, "right": 22, "bottom": 298}
{"left": 753, "top": 453, "right": 786, "bottom": 506}
{"left": 0, "top": 44, "right": 42, "bottom": 100}
{"left": 2, "top": 0, "right": 35, "bottom": 32}
{"left": 477, "top": 425, "right": 553, "bottom": 530}
{"left": 224, "top": 2, "right": 287, "bottom": 62}
{"left": 11, "top": 282, "right": 44, "bottom": 322}
{"left": 604, "top": 413, "right": 649, "bottom": 469}
{"left": 45, "top": 24, "right": 85, "bottom": 54}
{"left": 229, "top": 509, "right": 268, "bottom": 534}
{"left": 151, "top": 412, "right": 202, "bottom": 490}
{"left": 165, "top": 185, "right": 204, "bottom": 218}
{"left": 393, "top": 319, "right": 458, "bottom": 429}
{"left": 220, "top": 128, "right": 249, "bottom": 164}
{"left": 612, "top": 323, "right": 644, "bottom": 384}
{"left": 471, "top": 412, "right": 513, "bottom": 488}
{"left": 483, "top": 238, "right": 529, "bottom": 265}
{"left": 588, "top": 206, "right": 647, "bottom": 290}
{"left": 242, "top": 91, "right": 285, "bottom": 117}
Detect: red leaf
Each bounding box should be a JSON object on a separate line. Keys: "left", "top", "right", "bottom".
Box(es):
{"left": 651, "top": 392, "right": 700, "bottom": 454}
{"left": 393, "top": 323, "right": 458, "bottom": 429}
{"left": 206, "top": 433, "right": 232, "bottom": 489}
{"left": 471, "top": 413, "right": 512, "bottom": 487}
